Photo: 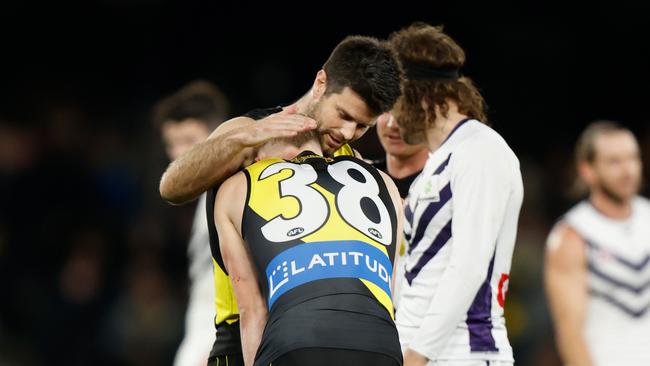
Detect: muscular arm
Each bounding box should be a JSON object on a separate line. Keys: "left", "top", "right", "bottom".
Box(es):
{"left": 545, "top": 223, "right": 594, "bottom": 366}
{"left": 215, "top": 173, "right": 268, "bottom": 366}
{"left": 160, "top": 106, "right": 316, "bottom": 204}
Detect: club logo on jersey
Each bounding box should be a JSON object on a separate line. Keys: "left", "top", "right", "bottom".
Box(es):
{"left": 368, "top": 228, "right": 383, "bottom": 239}
{"left": 265, "top": 240, "right": 393, "bottom": 308}
{"left": 419, "top": 175, "right": 440, "bottom": 202}
{"left": 287, "top": 227, "right": 304, "bottom": 237}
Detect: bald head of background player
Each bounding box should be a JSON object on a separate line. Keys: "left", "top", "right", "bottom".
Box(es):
{"left": 159, "top": 35, "right": 403, "bottom": 204}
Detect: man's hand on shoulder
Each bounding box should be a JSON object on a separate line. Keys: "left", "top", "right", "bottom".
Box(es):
{"left": 230, "top": 105, "right": 317, "bottom": 148}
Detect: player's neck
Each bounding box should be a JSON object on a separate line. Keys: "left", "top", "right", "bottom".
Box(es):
{"left": 589, "top": 190, "right": 633, "bottom": 220}
{"left": 425, "top": 108, "right": 468, "bottom": 152}
{"left": 386, "top": 149, "right": 429, "bottom": 179}
{"left": 299, "top": 140, "right": 323, "bottom": 156}
{"left": 294, "top": 91, "right": 313, "bottom": 114}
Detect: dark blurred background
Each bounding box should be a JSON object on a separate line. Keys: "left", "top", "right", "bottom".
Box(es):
{"left": 0, "top": 1, "right": 649, "bottom": 365}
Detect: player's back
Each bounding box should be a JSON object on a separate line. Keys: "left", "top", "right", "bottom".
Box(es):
{"left": 242, "top": 151, "right": 402, "bottom": 366}
{"left": 564, "top": 197, "right": 650, "bottom": 366}
{"left": 203, "top": 107, "right": 360, "bottom": 364}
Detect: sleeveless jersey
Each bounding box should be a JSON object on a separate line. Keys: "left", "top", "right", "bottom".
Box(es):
{"left": 242, "top": 151, "right": 402, "bottom": 366}
{"left": 206, "top": 106, "right": 357, "bottom": 359}
{"left": 564, "top": 197, "right": 650, "bottom": 366}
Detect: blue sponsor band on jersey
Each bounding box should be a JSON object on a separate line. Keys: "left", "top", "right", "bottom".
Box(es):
{"left": 265, "top": 240, "right": 393, "bottom": 308}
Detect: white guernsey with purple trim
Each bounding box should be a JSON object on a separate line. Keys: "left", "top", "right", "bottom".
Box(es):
{"left": 393, "top": 119, "right": 523, "bottom": 362}
{"left": 564, "top": 197, "right": 650, "bottom": 366}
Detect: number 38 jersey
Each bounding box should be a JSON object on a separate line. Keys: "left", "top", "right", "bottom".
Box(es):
{"left": 242, "top": 151, "right": 402, "bottom": 366}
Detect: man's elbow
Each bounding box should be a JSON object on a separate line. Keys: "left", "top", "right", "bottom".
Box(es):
{"left": 159, "top": 173, "right": 191, "bottom": 205}
{"left": 239, "top": 303, "right": 267, "bottom": 325}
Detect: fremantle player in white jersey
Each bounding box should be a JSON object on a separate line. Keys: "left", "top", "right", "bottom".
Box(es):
{"left": 388, "top": 23, "right": 523, "bottom": 366}
{"left": 153, "top": 81, "right": 230, "bottom": 366}
{"left": 545, "top": 121, "right": 650, "bottom": 366}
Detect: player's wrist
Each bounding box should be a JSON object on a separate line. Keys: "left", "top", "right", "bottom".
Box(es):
{"left": 228, "top": 126, "right": 257, "bottom": 148}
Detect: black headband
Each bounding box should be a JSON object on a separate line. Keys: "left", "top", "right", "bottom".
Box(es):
{"left": 403, "top": 61, "right": 460, "bottom": 81}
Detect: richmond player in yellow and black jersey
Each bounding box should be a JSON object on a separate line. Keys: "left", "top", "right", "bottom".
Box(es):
{"left": 214, "top": 131, "right": 404, "bottom": 366}
{"left": 205, "top": 107, "right": 365, "bottom": 366}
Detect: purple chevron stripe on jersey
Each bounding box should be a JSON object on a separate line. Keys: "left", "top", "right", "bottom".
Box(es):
{"left": 405, "top": 219, "right": 452, "bottom": 285}
{"left": 590, "top": 288, "right": 650, "bottom": 318}
{"left": 407, "top": 183, "right": 452, "bottom": 255}
{"left": 405, "top": 153, "right": 451, "bottom": 225}
{"left": 405, "top": 204, "right": 414, "bottom": 226}
{"left": 433, "top": 153, "right": 452, "bottom": 175}
{"left": 467, "top": 252, "right": 498, "bottom": 352}
{"left": 588, "top": 261, "right": 650, "bottom": 294}
{"left": 585, "top": 240, "right": 650, "bottom": 271}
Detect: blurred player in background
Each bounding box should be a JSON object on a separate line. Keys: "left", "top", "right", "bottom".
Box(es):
{"left": 153, "top": 80, "right": 230, "bottom": 366}
{"left": 545, "top": 121, "right": 650, "bottom": 366}
{"left": 373, "top": 112, "right": 429, "bottom": 199}
{"left": 372, "top": 111, "right": 428, "bottom": 303}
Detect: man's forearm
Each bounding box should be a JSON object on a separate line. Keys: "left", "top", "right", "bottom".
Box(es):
{"left": 159, "top": 128, "right": 250, "bottom": 204}
{"left": 240, "top": 309, "right": 267, "bottom": 366}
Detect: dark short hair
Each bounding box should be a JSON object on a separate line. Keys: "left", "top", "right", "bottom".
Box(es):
{"left": 152, "top": 80, "right": 230, "bottom": 130}
{"left": 323, "top": 36, "right": 403, "bottom": 116}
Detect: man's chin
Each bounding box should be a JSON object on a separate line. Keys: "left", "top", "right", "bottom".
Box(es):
{"left": 320, "top": 137, "right": 339, "bottom": 155}
{"left": 403, "top": 135, "right": 426, "bottom": 145}
{"left": 601, "top": 186, "right": 636, "bottom": 204}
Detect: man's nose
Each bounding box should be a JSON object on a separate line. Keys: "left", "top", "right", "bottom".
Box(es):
{"left": 341, "top": 122, "right": 356, "bottom": 141}
{"left": 386, "top": 113, "right": 398, "bottom": 129}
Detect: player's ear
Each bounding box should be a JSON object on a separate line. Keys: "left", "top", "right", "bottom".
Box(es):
{"left": 578, "top": 161, "right": 595, "bottom": 185}
{"left": 312, "top": 70, "right": 327, "bottom": 99}
{"left": 254, "top": 146, "right": 266, "bottom": 162}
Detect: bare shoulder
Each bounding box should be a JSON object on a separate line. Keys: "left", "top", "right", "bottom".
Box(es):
{"left": 217, "top": 171, "right": 247, "bottom": 200}
{"left": 376, "top": 169, "right": 401, "bottom": 207}
{"left": 376, "top": 168, "right": 395, "bottom": 187}
{"left": 546, "top": 221, "right": 587, "bottom": 269}
{"left": 215, "top": 171, "right": 248, "bottom": 222}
